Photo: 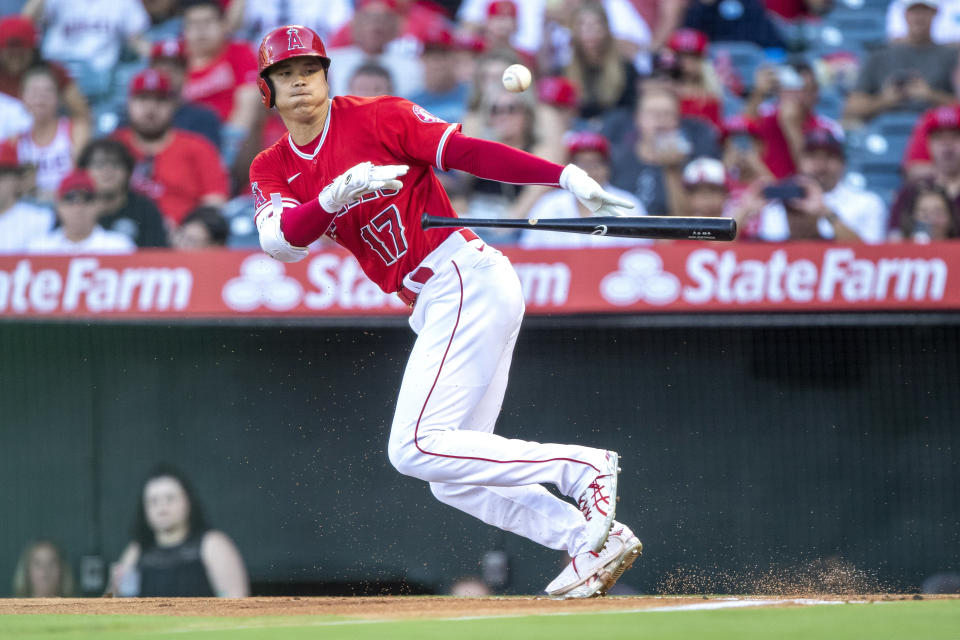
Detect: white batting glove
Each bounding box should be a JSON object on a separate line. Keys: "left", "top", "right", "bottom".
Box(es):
{"left": 318, "top": 161, "right": 409, "bottom": 213}
{"left": 559, "top": 164, "right": 635, "bottom": 217}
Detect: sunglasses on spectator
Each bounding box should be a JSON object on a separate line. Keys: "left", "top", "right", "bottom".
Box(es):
{"left": 61, "top": 191, "right": 96, "bottom": 204}
{"left": 491, "top": 103, "right": 523, "bottom": 115}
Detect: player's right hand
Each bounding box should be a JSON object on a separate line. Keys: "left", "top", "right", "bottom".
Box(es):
{"left": 318, "top": 161, "right": 409, "bottom": 213}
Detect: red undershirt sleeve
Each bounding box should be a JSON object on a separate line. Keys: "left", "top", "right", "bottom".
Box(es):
{"left": 442, "top": 131, "right": 564, "bottom": 186}
{"left": 279, "top": 198, "right": 336, "bottom": 248}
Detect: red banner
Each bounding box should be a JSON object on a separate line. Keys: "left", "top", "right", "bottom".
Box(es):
{"left": 0, "top": 242, "right": 957, "bottom": 318}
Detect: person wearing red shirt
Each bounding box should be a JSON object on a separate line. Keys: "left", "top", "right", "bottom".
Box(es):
{"left": 746, "top": 62, "right": 843, "bottom": 179}
{"left": 664, "top": 28, "right": 723, "bottom": 130}
{"left": 250, "top": 25, "right": 641, "bottom": 599}
{"left": 115, "top": 69, "right": 228, "bottom": 227}
{"left": 181, "top": 0, "right": 261, "bottom": 166}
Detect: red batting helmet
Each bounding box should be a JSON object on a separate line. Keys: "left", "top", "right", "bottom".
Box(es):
{"left": 257, "top": 25, "right": 331, "bottom": 108}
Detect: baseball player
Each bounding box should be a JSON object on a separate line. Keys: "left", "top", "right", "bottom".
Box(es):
{"left": 249, "top": 25, "right": 642, "bottom": 598}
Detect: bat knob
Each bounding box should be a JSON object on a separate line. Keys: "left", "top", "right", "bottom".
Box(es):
{"left": 421, "top": 212, "right": 431, "bottom": 229}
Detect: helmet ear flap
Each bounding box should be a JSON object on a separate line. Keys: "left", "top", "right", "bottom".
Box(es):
{"left": 257, "top": 76, "right": 275, "bottom": 108}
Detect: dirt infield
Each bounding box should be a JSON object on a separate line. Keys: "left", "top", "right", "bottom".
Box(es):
{"left": 1, "top": 594, "right": 955, "bottom": 619}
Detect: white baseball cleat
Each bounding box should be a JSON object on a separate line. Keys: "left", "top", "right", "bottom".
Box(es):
{"left": 577, "top": 450, "right": 619, "bottom": 553}
{"left": 545, "top": 522, "right": 642, "bottom": 598}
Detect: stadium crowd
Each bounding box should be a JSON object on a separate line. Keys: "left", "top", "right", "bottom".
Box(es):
{"left": 1, "top": 0, "right": 959, "bottom": 254}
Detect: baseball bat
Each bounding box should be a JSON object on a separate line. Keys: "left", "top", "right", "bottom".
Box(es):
{"left": 421, "top": 214, "right": 737, "bottom": 241}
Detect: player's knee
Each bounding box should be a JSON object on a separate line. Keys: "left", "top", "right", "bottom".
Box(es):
{"left": 387, "top": 436, "right": 418, "bottom": 477}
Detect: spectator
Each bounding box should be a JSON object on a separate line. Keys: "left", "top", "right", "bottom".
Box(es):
{"left": 21, "top": 0, "right": 150, "bottom": 75}
{"left": 77, "top": 138, "right": 169, "bottom": 248}
{"left": 108, "top": 464, "right": 249, "bottom": 598}
{"left": 28, "top": 169, "right": 135, "bottom": 253}
{"left": 12, "top": 64, "right": 91, "bottom": 201}
{"left": 347, "top": 61, "right": 394, "bottom": 97}
{"left": 751, "top": 129, "right": 887, "bottom": 242}
{"left": 564, "top": 4, "right": 638, "bottom": 121}
{"left": 115, "top": 69, "right": 228, "bottom": 227}
{"left": 898, "top": 182, "right": 958, "bottom": 241}
{"left": 891, "top": 106, "right": 960, "bottom": 234}
{"left": 747, "top": 61, "right": 843, "bottom": 180}
{"left": 682, "top": 0, "right": 786, "bottom": 49}
{"left": 679, "top": 156, "right": 730, "bottom": 218}
{"left": 0, "top": 15, "right": 89, "bottom": 126}
{"left": 608, "top": 85, "right": 698, "bottom": 216}
{"left": 407, "top": 26, "right": 472, "bottom": 125}
{"left": 171, "top": 205, "right": 229, "bottom": 249}
{"left": 634, "top": 0, "right": 688, "bottom": 51}
{"left": 662, "top": 28, "right": 724, "bottom": 130}
{"left": 149, "top": 40, "right": 222, "bottom": 149}
{"left": 142, "top": 0, "right": 183, "bottom": 43}
{"left": 0, "top": 144, "right": 53, "bottom": 253}
{"left": 12, "top": 540, "right": 74, "bottom": 597}
{"left": 520, "top": 131, "right": 647, "bottom": 249}
{"left": 460, "top": 88, "right": 543, "bottom": 243}
{"left": 845, "top": 0, "right": 958, "bottom": 123}
{"left": 481, "top": 1, "right": 538, "bottom": 70}
{"left": 720, "top": 114, "right": 773, "bottom": 192}
{"left": 229, "top": 0, "right": 353, "bottom": 46}
{"left": 326, "top": 0, "right": 425, "bottom": 99}
{"left": 887, "top": 0, "right": 960, "bottom": 45}
{"left": 181, "top": 0, "right": 261, "bottom": 166}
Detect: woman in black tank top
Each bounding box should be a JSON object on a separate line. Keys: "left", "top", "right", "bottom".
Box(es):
{"left": 108, "top": 464, "right": 249, "bottom": 598}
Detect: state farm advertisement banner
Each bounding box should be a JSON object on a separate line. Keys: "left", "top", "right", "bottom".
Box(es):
{"left": 0, "top": 242, "right": 956, "bottom": 318}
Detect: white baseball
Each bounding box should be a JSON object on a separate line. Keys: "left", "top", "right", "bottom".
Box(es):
{"left": 502, "top": 64, "right": 532, "bottom": 93}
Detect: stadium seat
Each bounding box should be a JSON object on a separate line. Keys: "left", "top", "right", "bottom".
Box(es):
{"left": 818, "top": 7, "right": 887, "bottom": 52}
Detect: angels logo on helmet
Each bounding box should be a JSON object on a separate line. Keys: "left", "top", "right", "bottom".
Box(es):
{"left": 287, "top": 27, "right": 305, "bottom": 50}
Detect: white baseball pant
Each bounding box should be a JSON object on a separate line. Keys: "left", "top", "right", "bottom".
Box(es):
{"left": 388, "top": 232, "right": 609, "bottom": 557}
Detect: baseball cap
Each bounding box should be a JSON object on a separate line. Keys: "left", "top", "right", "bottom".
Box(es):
{"left": 564, "top": 131, "right": 610, "bottom": 159}
{"left": 667, "top": 28, "right": 708, "bottom": 56}
{"left": 487, "top": 0, "right": 518, "bottom": 18}
{"left": 421, "top": 25, "right": 455, "bottom": 51}
{"left": 925, "top": 105, "right": 960, "bottom": 135}
{"left": 150, "top": 39, "right": 186, "bottom": 63}
{"left": 129, "top": 69, "right": 174, "bottom": 98}
{"left": 537, "top": 76, "right": 579, "bottom": 109}
{"left": 803, "top": 128, "right": 844, "bottom": 155}
{"left": 57, "top": 169, "right": 96, "bottom": 199}
{"left": 682, "top": 157, "right": 728, "bottom": 189}
{"left": 0, "top": 15, "right": 37, "bottom": 49}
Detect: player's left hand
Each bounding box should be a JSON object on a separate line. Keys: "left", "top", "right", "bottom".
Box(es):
{"left": 559, "top": 164, "right": 635, "bottom": 217}
{"left": 318, "top": 161, "right": 409, "bottom": 213}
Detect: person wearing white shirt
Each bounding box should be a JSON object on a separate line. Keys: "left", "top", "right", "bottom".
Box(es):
{"left": 520, "top": 131, "right": 649, "bottom": 249}
{"left": 28, "top": 169, "right": 135, "bottom": 254}
{"left": 0, "top": 146, "right": 54, "bottom": 253}
{"left": 23, "top": 0, "right": 150, "bottom": 74}
{"left": 756, "top": 129, "right": 888, "bottom": 243}
{"left": 0, "top": 91, "right": 32, "bottom": 141}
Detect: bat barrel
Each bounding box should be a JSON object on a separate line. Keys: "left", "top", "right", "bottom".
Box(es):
{"left": 422, "top": 214, "right": 737, "bottom": 241}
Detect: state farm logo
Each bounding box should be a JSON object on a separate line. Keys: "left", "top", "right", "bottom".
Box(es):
{"left": 601, "top": 249, "right": 680, "bottom": 306}
{"left": 222, "top": 255, "right": 303, "bottom": 311}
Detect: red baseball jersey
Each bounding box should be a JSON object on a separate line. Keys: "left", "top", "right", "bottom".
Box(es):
{"left": 249, "top": 95, "right": 461, "bottom": 294}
